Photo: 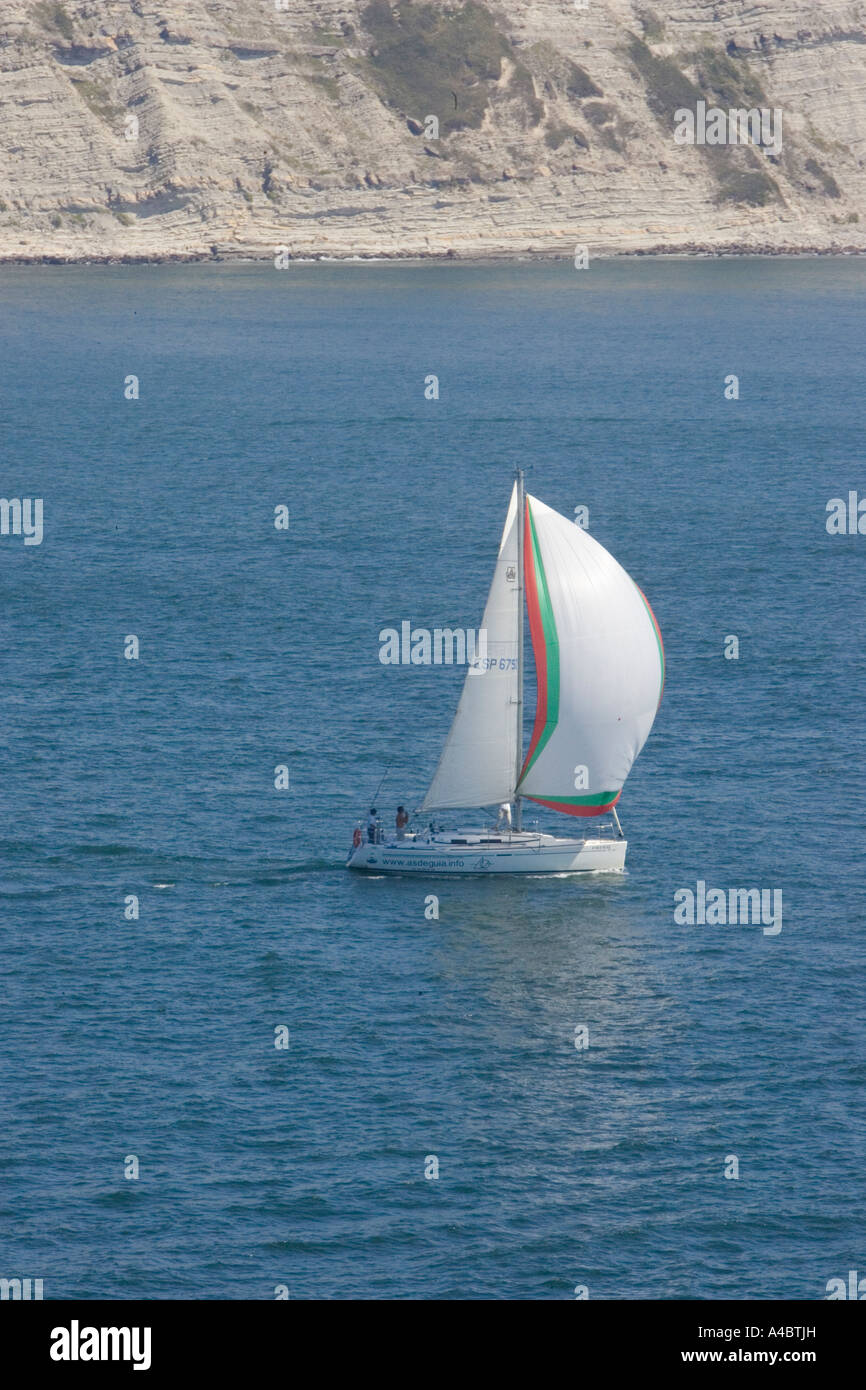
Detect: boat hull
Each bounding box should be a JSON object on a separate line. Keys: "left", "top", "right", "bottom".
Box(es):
{"left": 346, "top": 831, "right": 626, "bottom": 875}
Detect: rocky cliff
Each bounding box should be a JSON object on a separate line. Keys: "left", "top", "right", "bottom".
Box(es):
{"left": 0, "top": 0, "right": 864, "bottom": 259}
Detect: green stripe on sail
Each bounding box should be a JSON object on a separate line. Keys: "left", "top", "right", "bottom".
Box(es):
{"left": 518, "top": 504, "right": 559, "bottom": 785}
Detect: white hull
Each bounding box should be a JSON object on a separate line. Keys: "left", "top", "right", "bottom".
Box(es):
{"left": 347, "top": 828, "right": 626, "bottom": 875}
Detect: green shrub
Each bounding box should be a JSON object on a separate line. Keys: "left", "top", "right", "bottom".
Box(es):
{"left": 715, "top": 165, "right": 779, "bottom": 207}
{"left": 361, "top": 1, "right": 539, "bottom": 134}
{"left": 35, "top": 3, "right": 75, "bottom": 42}
{"left": 626, "top": 34, "right": 701, "bottom": 123}
{"left": 804, "top": 157, "right": 841, "bottom": 198}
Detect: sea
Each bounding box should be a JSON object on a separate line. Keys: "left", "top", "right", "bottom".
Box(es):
{"left": 0, "top": 257, "right": 863, "bottom": 1300}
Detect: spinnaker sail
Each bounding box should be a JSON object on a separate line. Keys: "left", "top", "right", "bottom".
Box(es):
{"left": 516, "top": 494, "right": 664, "bottom": 816}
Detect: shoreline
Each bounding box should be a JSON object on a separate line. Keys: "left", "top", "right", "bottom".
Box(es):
{"left": 1, "top": 243, "right": 865, "bottom": 268}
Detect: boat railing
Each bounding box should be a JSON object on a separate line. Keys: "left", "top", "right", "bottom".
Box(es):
{"left": 590, "top": 817, "right": 622, "bottom": 839}
{"left": 364, "top": 817, "right": 623, "bottom": 848}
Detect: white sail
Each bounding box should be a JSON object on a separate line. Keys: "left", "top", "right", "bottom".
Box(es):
{"left": 422, "top": 484, "right": 520, "bottom": 810}
{"left": 516, "top": 494, "right": 664, "bottom": 816}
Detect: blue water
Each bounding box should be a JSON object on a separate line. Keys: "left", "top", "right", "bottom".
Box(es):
{"left": 0, "top": 259, "right": 863, "bottom": 1300}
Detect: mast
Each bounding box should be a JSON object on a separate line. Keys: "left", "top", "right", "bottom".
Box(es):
{"left": 514, "top": 467, "right": 525, "bottom": 831}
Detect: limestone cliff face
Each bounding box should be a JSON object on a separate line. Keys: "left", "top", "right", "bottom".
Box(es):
{"left": 0, "top": 0, "right": 864, "bottom": 259}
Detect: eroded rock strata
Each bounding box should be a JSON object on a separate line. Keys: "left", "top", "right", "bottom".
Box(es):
{"left": 0, "top": 1, "right": 864, "bottom": 259}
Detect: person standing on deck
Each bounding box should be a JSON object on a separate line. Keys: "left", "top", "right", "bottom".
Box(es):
{"left": 395, "top": 806, "right": 409, "bottom": 839}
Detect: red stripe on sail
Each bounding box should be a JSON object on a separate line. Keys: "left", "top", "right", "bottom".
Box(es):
{"left": 519, "top": 498, "right": 547, "bottom": 781}
{"left": 634, "top": 582, "right": 665, "bottom": 707}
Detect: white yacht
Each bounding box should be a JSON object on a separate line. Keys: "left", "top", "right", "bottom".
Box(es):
{"left": 348, "top": 471, "right": 663, "bottom": 874}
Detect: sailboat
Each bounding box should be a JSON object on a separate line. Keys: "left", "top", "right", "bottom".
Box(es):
{"left": 347, "top": 471, "right": 663, "bottom": 874}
